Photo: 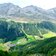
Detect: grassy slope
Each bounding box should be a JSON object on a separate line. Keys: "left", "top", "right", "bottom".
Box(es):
{"left": 11, "top": 31, "right": 56, "bottom": 46}
{"left": 0, "top": 31, "right": 56, "bottom": 56}
{"left": 43, "top": 31, "right": 56, "bottom": 38}
{"left": 0, "top": 30, "right": 56, "bottom": 52}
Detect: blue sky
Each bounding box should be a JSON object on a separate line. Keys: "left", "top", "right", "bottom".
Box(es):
{"left": 0, "top": 0, "right": 56, "bottom": 9}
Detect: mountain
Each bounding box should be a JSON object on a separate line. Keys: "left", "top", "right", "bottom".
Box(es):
{"left": 20, "top": 5, "right": 50, "bottom": 19}
{"left": 0, "top": 3, "right": 21, "bottom": 17}
{"left": 47, "top": 8, "right": 56, "bottom": 18}
{"left": 0, "top": 3, "right": 56, "bottom": 20}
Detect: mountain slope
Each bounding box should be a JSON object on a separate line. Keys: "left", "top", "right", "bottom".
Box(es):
{"left": 0, "top": 3, "right": 56, "bottom": 20}
{"left": 47, "top": 8, "right": 56, "bottom": 19}
{"left": 0, "top": 3, "right": 21, "bottom": 17}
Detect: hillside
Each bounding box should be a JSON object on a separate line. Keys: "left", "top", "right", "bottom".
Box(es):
{"left": 0, "top": 3, "right": 56, "bottom": 56}
{"left": 0, "top": 19, "right": 56, "bottom": 42}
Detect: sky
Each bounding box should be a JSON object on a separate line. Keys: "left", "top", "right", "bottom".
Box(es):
{"left": 0, "top": 0, "right": 56, "bottom": 10}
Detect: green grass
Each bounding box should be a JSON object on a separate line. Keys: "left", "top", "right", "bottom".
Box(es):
{"left": 0, "top": 43, "right": 10, "bottom": 51}
{"left": 0, "top": 31, "right": 56, "bottom": 53}
{"left": 11, "top": 31, "right": 56, "bottom": 46}
{"left": 12, "top": 35, "right": 36, "bottom": 45}
{"left": 27, "top": 35, "right": 35, "bottom": 41}
{"left": 12, "top": 38, "right": 27, "bottom": 45}
{"left": 43, "top": 31, "right": 56, "bottom": 38}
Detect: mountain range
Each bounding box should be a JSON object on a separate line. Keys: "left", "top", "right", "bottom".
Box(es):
{"left": 0, "top": 3, "right": 56, "bottom": 20}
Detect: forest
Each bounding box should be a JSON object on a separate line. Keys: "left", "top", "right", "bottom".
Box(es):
{"left": 0, "top": 18, "right": 56, "bottom": 56}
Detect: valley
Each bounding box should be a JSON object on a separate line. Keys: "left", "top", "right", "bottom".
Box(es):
{"left": 0, "top": 18, "right": 56, "bottom": 56}
{"left": 0, "top": 3, "right": 56, "bottom": 56}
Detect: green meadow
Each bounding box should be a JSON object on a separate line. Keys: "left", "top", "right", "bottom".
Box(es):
{"left": 0, "top": 20, "right": 56, "bottom": 56}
